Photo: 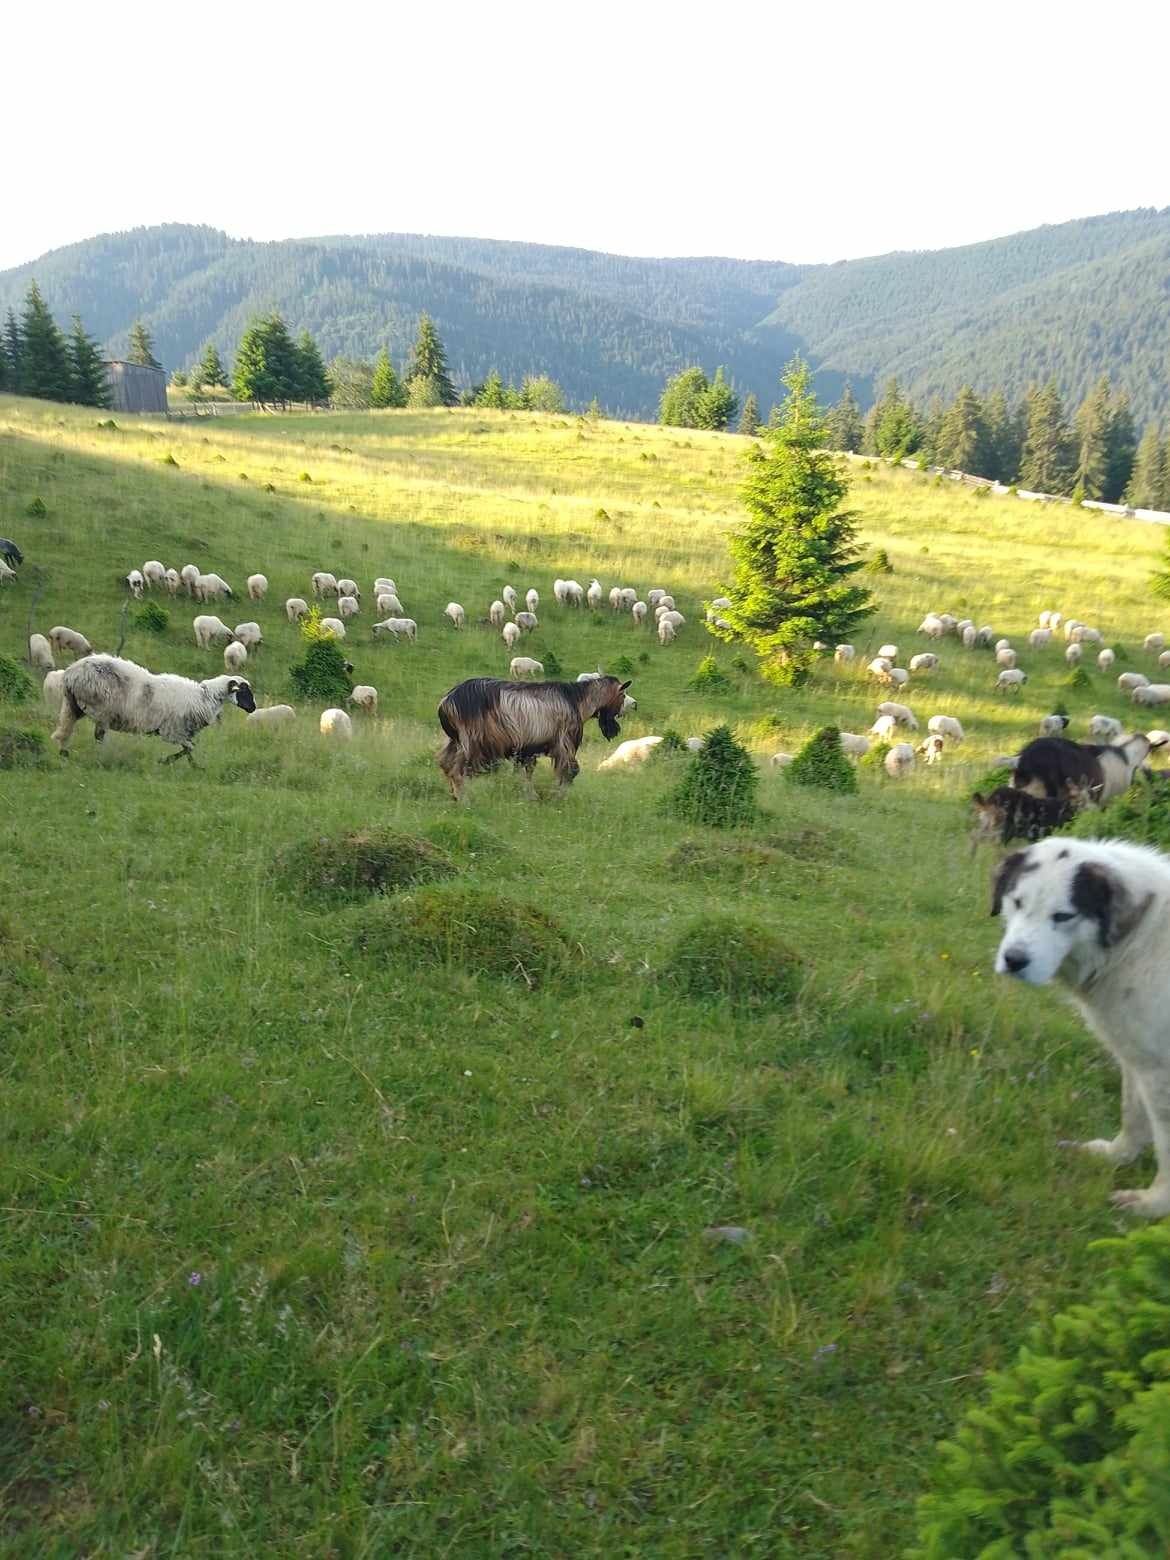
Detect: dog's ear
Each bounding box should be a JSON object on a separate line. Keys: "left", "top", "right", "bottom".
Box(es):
{"left": 1071, "top": 861, "right": 1153, "bottom": 947}
{"left": 991, "top": 850, "right": 1031, "bottom": 917}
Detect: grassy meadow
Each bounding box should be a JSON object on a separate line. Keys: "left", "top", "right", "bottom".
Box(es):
{"left": 1, "top": 395, "right": 1167, "bottom": 1556}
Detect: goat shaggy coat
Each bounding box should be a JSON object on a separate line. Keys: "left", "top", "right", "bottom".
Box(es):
{"left": 52, "top": 654, "right": 255, "bottom": 762}
{"left": 436, "top": 675, "right": 630, "bottom": 799}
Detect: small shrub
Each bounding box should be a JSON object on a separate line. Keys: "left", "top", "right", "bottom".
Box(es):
{"left": 274, "top": 829, "right": 455, "bottom": 903}
{"left": 785, "top": 726, "right": 856, "bottom": 794}
{"left": 666, "top": 725, "right": 758, "bottom": 829}
{"left": 1053, "top": 700, "right": 1070, "bottom": 718}
{"left": 595, "top": 507, "right": 610, "bottom": 521}
{"left": 687, "top": 654, "right": 730, "bottom": 693}
{"left": 289, "top": 638, "right": 352, "bottom": 704}
{"left": 731, "top": 654, "right": 753, "bottom": 676}
{"left": 966, "top": 765, "right": 1014, "bottom": 803}
{"left": 134, "top": 600, "right": 169, "bottom": 634}
{"left": 860, "top": 740, "right": 891, "bottom": 772}
{"left": 1066, "top": 666, "right": 1092, "bottom": 691}
{"left": 161, "top": 452, "right": 179, "bottom": 467}
{"left": 0, "top": 656, "right": 33, "bottom": 705}
{"left": 638, "top": 651, "right": 651, "bottom": 666}
{"left": 912, "top": 1224, "right": 1170, "bottom": 1558}
{"left": 612, "top": 654, "right": 635, "bottom": 677}
{"left": 1112, "top": 642, "right": 1128, "bottom": 662}
{"left": 662, "top": 915, "right": 802, "bottom": 1008}
{"left": 298, "top": 471, "right": 312, "bottom": 483}
{"left": 763, "top": 653, "right": 810, "bottom": 688}
{"left": 26, "top": 496, "right": 46, "bottom": 518}
{"left": 652, "top": 729, "right": 687, "bottom": 760}
{"left": 264, "top": 482, "right": 276, "bottom": 493}
{"left": 1064, "top": 778, "right": 1170, "bottom": 852}
{"left": 542, "top": 648, "right": 563, "bottom": 678}
{"left": 866, "top": 548, "right": 894, "bottom": 574}
{"left": 351, "top": 886, "right": 573, "bottom": 986}
{"left": 0, "top": 727, "right": 46, "bottom": 768}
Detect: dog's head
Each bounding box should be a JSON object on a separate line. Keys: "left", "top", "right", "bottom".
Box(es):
{"left": 991, "top": 837, "right": 1153, "bottom": 985}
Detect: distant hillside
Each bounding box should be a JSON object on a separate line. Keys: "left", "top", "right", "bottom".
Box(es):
{"left": 2, "top": 209, "right": 1168, "bottom": 419}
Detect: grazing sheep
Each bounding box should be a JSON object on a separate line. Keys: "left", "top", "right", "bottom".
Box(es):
{"left": 710, "top": 596, "right": 731, "bottom": 610}
{"left": 1064, "top": 620, "right": 1083, "bottom": 641}
{"left": 489, "top": 600, "right": 506, "bottom": 628}
{"left": 502, "top": 585, "right": 519, "bottom": 613}
{"left": 562, "top": 580, "right": 585, "bottom": 607}
{"left": 876, "top": 700, "right": 918, "bottom": 730}
{"left": 657, "top": 618, "right": 676, "bottom": 645}
{"left": 509, "top": 657, "right": 544, "bottom": 679}
{"left": 224, "top": 641, "right": 248, "bottom": 672}
{"left": 1038, "top": 611, "right": 1055, "bottom": 628}
{"left": 376, "top": 592, "right": 404, "bottom": 616}
{"left": 976, "top": 626, "right": 996, "bottom": 647}
{"left": 1097, "top": 647, "right": 1116, "bottom": 671}
{"left": 552, "top": 578, "right": 567, "bottom": 605}
{"left": 27, "top": 633, "right": 54, "bottom": 673}
{"left": 647, "top": 589, "right": 667, "bottom": 609}
{"left": 49, "top": 626, "right": 92, "bottom": 660}
{"left": 996, "top": 647, "right": 1018, "bottom": 668}
{"left": 909, "top": 653, "right": 938, "bottom": 672}
{"left": 193, "top": 615, "right": 235, "bottom": 649}
{"left": 52, "top": 654, "right": 255, "bottom": 762}
{"left": 180, "top": 564, "right": 200, "bottom": 596}
{"left": 867, "top": 656, "right": 893, "bottom": 679}
{"left": 621, "top": 588, "right": 637, "bottom": 609}
{"left": 1039, "top": 713, "right": 1071, "bottom": 736}
{"left": 124, "top": 569, "right": 145, "bottom": 599}
{"left": 337, "top": 579, "right": 360, "bottom": 601}
{"left": 928, "top": 715, "right": 964, "bottom": 743}
{"left": 1065, "top": 643, "right": 1083, "bottom": 666}
{"left": 995, "top": 638, "right": 1012, "bottom": 652}
{"left": 1029, "top": 628, "right": 1053, "bottom": 649}
{"left": 1147, "top": 729, "right": 1170, "bottom": 750}
{"left": 769, "top": 752, "right": 794, "bottom": 767}
{"left": 502, "top": 621, "right": 521, "bottom": 650}
{"left": 710, "top": 617, "right": 732, "bottom": 631}
{"left": 869, "top": 714, "right": 899, "bottom": 740}
{"left": 374, "top": 578, "right": 397, "bottom": 595}
{"left": 286, "top": 597, "right": 309, "bottom": 622}
{"left": 962, "top": 626, "right": 977, "bottom": 649}
{"left": 42, "top": 669, "right": 65, "bottom": 711}
{"left": 246, "top": 704, "right": 296, "bottom": 726}
{"left": 1089, "top": 714, "right": 1124, "bottom": 744}
{"left": 888, "top": 668, "right": 910, "bottom": 688}
{"left": 685, "top": 736, "right": 706, "bottom": 752}
{"left": 1119, "top": 672, "right": 1150, "bottom": 692}
{"left": 918, "top": 734, "right": 946, "bottom": 764}
{"left": 1048, "top": 612, "right": 1063, "bottom": 630}
{"left": 918, "top": 613, "right": 946, "bottom": 638}
{"left": 164, "top": 569, "right": 182, "bottom": 595}
{"left": 1160, "top": 652, "right": 1170, "bottom": 670}
{"left": 955, "top": 620, "right": 975, "bottom": 639}
{"left": 444, "top": 602, "right": 466, "bottom": 630}
{"left": 312, "top": 572, "right": 339, "bottom": 598}
{"left": 1079, "top": 626, "right": 1102, "bottom": 646}
{"left": 835, "top": 644, "right": 856, "bottom": 664}
{"left": 1145, "top": 633, "right": 1166, "bottom": 654}
{"left": 514, "top": 611, "right": 538, "bottom": 633}
{"left": 655, "top": 595, "right": 676, "bottom": 613}
{"left": 319, "top": 708, "right": 353, "bottom": 741}
{"left": 877, "top": 643, "right": 898, "bottom": 661}
{"left": 526, "top": 589, "right": 539, "bottom": 614}
{"left": 0, "top": 561, "right": 16, "bottom": 585}
{"left": 884, "top": 743, "right": 915, "bottom": 777}
{"left": 319, "top": 618, "right": 346, "bottom": 640}
{"left": 632, "top": 601, "right": 648, "bottom": 625}
{"left": 659, "top": 610, "right": 685, "bottom": 630}
{"left": 142, "top": 561, "right": 166, "bottom": 590}
{"left": 247, "top": 573, "right": 268, "bottom": 601}
{"left": 608, "top": 585, "right": 623, "bottom": 611}
{"left": 233, "top": 622, "right": 262, "bottom": 649}
{"left": 338, "top": 595, "right": 361, "bottom": 619}
{"left": 196, "top": 573, "right": 233, "bottom": 602}
{"left": 349, "top": 685, "right": 378, "bottom": 713}
{"left": 996, "top": 668, "right": 1028, "bottom": 693}
{"left": 1133, "top": 683, "right": 1170, "bottom": 707}
{"left": 0, "top": 538, "right": 23, "bottom": 568}
{"left": 839, "top": 732, "right": 870, "bottom": 757}
{"left": 597, "top": 735, "right": 663, "bottom": 770}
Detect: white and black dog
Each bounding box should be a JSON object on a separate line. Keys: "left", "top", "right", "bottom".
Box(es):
{"left": 992, "top": 835, "right": 1170, "bottom": 1217}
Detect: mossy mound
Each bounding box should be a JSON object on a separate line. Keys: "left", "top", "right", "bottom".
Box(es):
{"left": 662, "top": 915, "right": 802, "bottom": 1008}
{"left": 664, "top": 838, "right": 794, "bottom": 886}
{"left": 423, "top": 817, "right": 514, "bottom": 862}
{"left": 274, "top": 829, "right": 455, "bottom": 903}
{"left": 351, "top": 886, "right": 573, "bottom": 986}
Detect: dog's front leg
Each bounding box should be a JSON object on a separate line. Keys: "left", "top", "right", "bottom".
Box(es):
{"left": 1081, "top": 1064, "right": 1153, "bottom": 1166}
{"left": 1110, "top": 1069, "right": 1170, "bottom": 1218}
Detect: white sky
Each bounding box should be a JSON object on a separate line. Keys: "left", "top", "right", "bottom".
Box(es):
{"left": 5, "top": 0, "right": 1168, "bottom": 271}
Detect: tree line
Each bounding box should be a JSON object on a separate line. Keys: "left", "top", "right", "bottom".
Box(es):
{"left": 820, "top": 375, "right": 1170, "bottom": 510}
{"left": 0, "top": 283, "right": 112, "bottom": 407}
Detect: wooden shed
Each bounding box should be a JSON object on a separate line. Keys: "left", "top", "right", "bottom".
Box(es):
{"left": 103, "top": 360, "right": 168, "bottom": 414}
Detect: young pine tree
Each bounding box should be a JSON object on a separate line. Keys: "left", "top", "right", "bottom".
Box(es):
{"left": 19, "top": 282, "right": 72, "bottom": 402}
{"left": 196, "top": 343, "right": 229, "bottom": 389}
{"left": 1073, "top": 374, "right": 1113, "bottom": 500}
{"left": 658, "top": 366, "right": 709, "bottom": 428}
{"left": 869, "top": 378, "right": 921, "bottom": 457}
{"left": 825, "top": 383, "right": 863, "bottom": 452}
{"left": 1105, "top": 390, "right": 1137, "bottom": 503}
{"left": 370, "top": 348, "right": 405, "bottom": 408}
{"left": 3, "top": 310, "right": 22, "bottom": 394}
{"left": 934, "top": 386, "right": 988, "bottom": 475}
{"left": 67, "top": 315, "right": 110, "bottom": 407}
{"left": 520, "top": 376, "right": 566, "bottom": 413}
{"left": 232, "top": 314, "right": 299, "bottom": 406}
{"left": 127, "top": 320, "right": 162, "bottom": 371}
{"left": 981, "top": 389, "right": 1017, "bottom": 483}
{"left": 737, "top": 392, "right": 760, "bottom": 436}
{"left": 696, "top": 366, "right": 738, "bottom": 431}
{"left": 0, "top": 334, "right": 8, "bottom": 393}
{"left": 1019, "top": 381, "right": 1075, "bottom": 495}
{"left": 709, "top": 357, "right": 875, "bottom": 684}
{"left": 294, "top": 331, "right": 331, "bottom": 405}
{"left": 1127, "top": 424, "right": 1167, "bottom": 510}
{"left": 406, "top": 314, "right": 456, "bottom": 405}
{"left": 475, "top": 370, "right": 506, "bottom": 410}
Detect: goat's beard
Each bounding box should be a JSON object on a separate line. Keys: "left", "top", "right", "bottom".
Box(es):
{"left": 598, "top": 708, "right": 621, "bottom": 741}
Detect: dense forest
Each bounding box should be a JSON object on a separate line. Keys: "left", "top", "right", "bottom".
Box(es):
{"left": 0, "top": 209, "right": 1168, "bottom": 419}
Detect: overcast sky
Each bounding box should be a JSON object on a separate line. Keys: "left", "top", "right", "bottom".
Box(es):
{"left": 6, "top": 0, "right": 1167, "bottom": 272}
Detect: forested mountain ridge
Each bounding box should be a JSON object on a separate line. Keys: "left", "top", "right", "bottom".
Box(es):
{"left": 2, "top": 209, "right": 1168, "bottom": 418}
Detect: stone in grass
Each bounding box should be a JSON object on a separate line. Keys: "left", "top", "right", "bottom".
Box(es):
{"left": 785, "top": 725, "right": 856, "bottom": 794}
{"left": 663, "top": 914, "right": 802, "bottom": 1008}
{"left": 703, "top": 1225, "right": 753, "bottom": 1245}
{"left": 351, "top": 885, "right": 575, "bottom": 987}
{"left": 273, "top": 829, "right": 455, "bottom": 904}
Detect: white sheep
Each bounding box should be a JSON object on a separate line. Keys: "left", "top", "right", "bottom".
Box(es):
{"left": 180, "top": 564, "right": 200, "bottom": 596}
{"left": 975, "top": 626, "right": 996, "bottom": 647}
{"left": 1048, "top": 613, "right": 1063, "bottom": 631}
{"left": 1089, "top": 714, "right": 1124, "bottom": 743}
{"left": 1028, "top": 628, "right": 1053, "bottom": 649}
{"left": 869, "top": 714, "right": 899, "bottom": 740}
{"left": 909, "top": 653, "right": 938, "bottom": 672}
{"left": 647, "top": 589, "right": 667, "bottom": 609}
{"left": 888, "top": 667, "right": 910, "bottom": 688}
{"left": 1039, "top": 714, "right": 1070, "bottom": 736}
{"left": 835, "top": 644, "right": 855, "bottom": 664}
{"left": 564, "top": 580, "right": 586, "bottom": 607}
{"left": 312, "top": 572, "right": 339, "bottom": 598}
{"left": 632, "top": 601, "right": 648, "bottom": 625}
{"left": 514, "top": 611, "right": 538, "bottom": 632}
{"left": 1147, "top": 728, "right": 1170, "bottom": 749}
{"left": 927, "top": 715, "right": 964, "bottom": 743}
{"left": 961, "top": 626, "right": 977, "bottom": 649}
{"left": 502, "top": 585, "right": 519, "bottom": 613}
{"left": 233, "top": 622, "right": 262, "bottom": 649}
{"left": 867, "top": 656, "right": 893, "bottom": 678}
{"left": 655, "top": 595, "right": 675, "bottom": 613}
{"left": 995, "top": 638, "right": 1012, "bottom": 652}
{"left": 526, "top": 589, "right": 540, "bottom": 614}
{"left": 597, "top": 735, "right": 663, "bottom": 771}
{"left": 996, "top": 668, "right": 1028, "bottom": 693}
{"left": 374, "top": 578, "right": 397, "bottom": 596}
{"left": 996, "top": 646, "right": 1017, "bottom": 668}
{"left": 710, "top": 596, "right": 732, "bottom": 611}
{"left": 52, "top": 654, "right": 255, "bottom": 762}
{"left": 1079, "top": 627, "right": 1103, "bottom": 646}
{"left": 142, "top": 561, "right": 166, "bottom": 590}
{"left": 552, "top": 578, "right": 567, "bottom": 605}
{"left": 1160, "top": 652, "right": 1170, "bottom": 670}
{"left": 658, "top": 618, "right": 676, "bottom": 645}
{"left": 338, "top": 595, "right": 361, "bottom": 619}
{"left": 884, "top": 742, "right": 915, "bottom": 777}
{"left": 286, "top": 598, "right": 309, "bottom": 622}
{"left": 769, "top": 752, "right": 794, "bottom": 767}
{"left": 124, "top": 569, "right": 145, "bottom": 598}
{"left": 839, "top": 732, "right": 870, "bottom": 757}
{"left": 377, "top": 592, "right": 404, "bottom": 616}
{"left": 1119, "top": 672, "right": 1150, "bottom": 692}
{"left": 27, "top": 633, "right": 54, "bottom": 673}
{"left": 319, "top": 708, "right": 353, "bottom": 741}
{"left": 1097, "top": 648, "right": 1116, "bottom": 671}
{"left": 955, "top": 620, "right": 974, "bottom": 639}
{"left": 348, "top": 685, "right": 378, "bottom": 713}
{"left": 918, "top": 734, "right": 946, "bottom": 764}
{"left": 337, "top": 578, "right": 360, "bottom": 601}
{"left": 1132, "top": 683, "right": 1170, "bottom": 707}
{"left": 1064, "top": 620, "right": 1083, "bottom": 641}
{"left": 608, "top": 585, "right": 623, "bottom": 611}
{"left": 685, "top": 736, "right": 706, "bottom": 752}
{"left": 247, "top": 573, "right": 268, "bottom": 601}
{"left": 224, "top": 641, "right": 248, "bottom": 672}
{"left": 1038, "top": 611, "right": 1055, "bottom": 628}
{"left": 876, "top": 700, "right": 918, "bottom": 730}
{"left": 164, "top": 569, "right": 182, "bottom": 595}
{"left": 489, "top": 599, "right": 506, "bottom": 628}
{"left": 49, "top": 626, "right": 92, "bottom": 660}
{"left": 1065, "top": 643, "right": 1083, "bottom": 666}
{"left": 877, "top": 643, "right": 898, "bottom": 661}
{"left": 510, "top": 656, "right": 543, "bottom": 678}
{"left": 501, "top": 621, "right": 521, "bottom": 649}
{"left": 42, "top": 669, "right": 65, "bottom": 711}
{"left": 918, "top": 614, "right": 945, "bottom": 638}
{"left": 444, "top": 602, "right": 465, "bottom": 629}
{"left": 319, "top": 618, "right": 346, "bottom": 640}
{"left": 1145, "top": 633, "right": 1166, "bottom": 654}
{"left": 659, "top": 610, "right": 685, "bottom": 630}
{"left": 196, "top": 573, "right": 233, "bottom": 602}
{"left": 193, "top": 615, "right": 235, "bottom": 649}
{"left": 246, "top": 704, "right": 296, "bottom": 726}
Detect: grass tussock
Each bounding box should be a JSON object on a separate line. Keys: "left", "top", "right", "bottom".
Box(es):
{"left": 663, "top": 914, "right": 802, "bottom": 1007}
{"left": 350, "top": 885, "right": 574, "bottom": 985}
{"left": 274, "top": 828, "right": 456, "bottom": 902}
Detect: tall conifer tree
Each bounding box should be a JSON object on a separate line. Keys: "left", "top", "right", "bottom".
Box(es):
{"left": 20, "top": 283, "right": 71, "bottom": 402}
{"left": 1073, "top": 374, "right": 1113, "bottom": 499}
{"left": 370, "top": 348, "right": 406, "bottom": 408}
{"left": 406, "top": 314, "right": 456, "bottom": 405}
{"left": 3, "top": 310, "right": 21, "bottom": 393}
{"left": 67, "top": 315, "right": 110, "bottom": 407}
{"left": 294, "top": 330, "right": 331, "bottom": 404}
{"left": 127, "top": 320, "right": 162, "bottom": 371}
{"left": 1105, "top": 390, "right": 1136, "bottom": 503}
{"left": 1019, "top": 381, "right": 1074, "bottom": 494}
{"left": 1126, "top": 424, "right": 1167, "bottom": 510}
{"left": 737, "top": 392, "right": 760, "bottom": 436}
{"left": 825, "top": 383, "right": 863, "bottom": 451}
{"left": 934, "top": 386, "right": 988, "bottom": 474}
{"left": 195, "top": 343, "right": 229, "bottom": 389}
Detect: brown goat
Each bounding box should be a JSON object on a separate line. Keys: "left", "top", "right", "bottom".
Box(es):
{"left": 436, "top": 675, "right": 631, "bottom": 800}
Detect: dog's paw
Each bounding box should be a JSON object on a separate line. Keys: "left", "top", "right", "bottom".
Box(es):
{"left": 1080, "top": 1137, "right": 1122, "bottom": 1159}
{"left": 1110, "top": 1186, "right": 1170, "bottom": 1218}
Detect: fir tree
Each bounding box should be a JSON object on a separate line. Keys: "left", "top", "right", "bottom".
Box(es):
{"left": 3, "top": 310, "right": 22, "bottom": 394}
{"left": 328, "top": 355, "right": 375, "bottom": 410}
{"left": 869, "top": 378, "right": 921, "bottom": 457}
{"left": 919, "top": 397, "right": 945, "bottom": 466}
{"left": 982, "top": 389, "right": 1019, "bottom": 482}
{"left": 934, "top": 386, "right": 988, "bottom": 475}
{"left": 1019, "top": 381, "right": 1075, "bottom": 495}
{"left": 19, "top": 283, "right": 72, "bottom": 403}
{"left": 67, "top": 315, "right": 110, "bottom": 408}
{"left": 232, "top": 314, "right": 300, "bottom": 406}
{"left": 737, "top": 392, "right": 760, "bottom": 436}
{"left": 587, "top": 396, "right": 603, "bottom": 420}
{"left": 658, "top": 366, "right": 709, "bottom": 428}
{"left": 127, "top": 320, "right": 162, "bottom": 371}
{"left": 406, "top": 374, "right": 445, "bottom": 408}
{"left": 824, "top": 383, "right": 863, "bottom": 451}
{"left": 406, "top": 314, "right": 456, "bottom": 405}
{"left": 195, "top": 342, "right": 228, "bottom": 389}
{"left": 1073, "top": 375, "right": 1113, "bottom": 500}
{"left": 520, "top": 376, "right": 566, "bottom": 413}
{"left": 709, "top": 357, "right": 875, "bottom": 684}
{"left": 695, "top": 366, "right": 738, "bottom": 431}
{"left": 370, "top": 348, "right": 405, "bottom": 408}
{"left": 294, "top": 330, "right": 331, "bottom": 404}
{"left": 1126, "top": 424, "right": 1167, "bottom": 510}
{"left": 0, "top": 334, "right": 8, "bottom": 393}
{"left": 475, "top": 370, "right": 506, "bottom": 410}
{"left": 1105, "top": 390, "right": 1137, "bottom": 503}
